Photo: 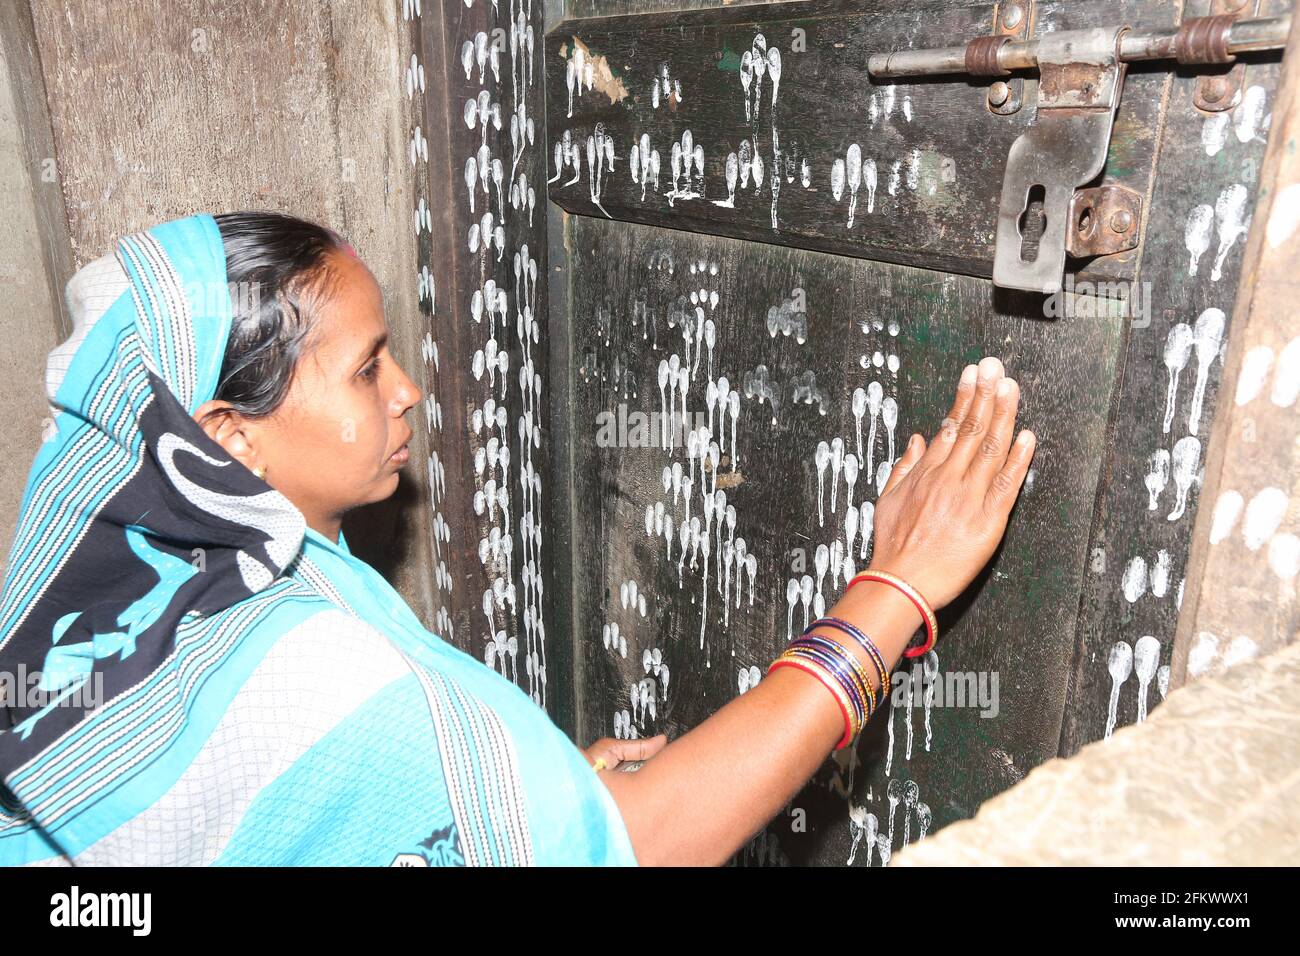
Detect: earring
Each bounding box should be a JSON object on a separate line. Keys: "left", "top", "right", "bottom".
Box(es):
{"left": 253, "top": 465, "right": 267, "bottom": 481}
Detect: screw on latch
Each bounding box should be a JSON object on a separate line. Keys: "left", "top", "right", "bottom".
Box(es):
{"left": 1201, "top": 75, "right": 1230, "bottom": 103}
{"left": 1076, "top": 204, "right": 1098, "bottom": 243}
{"left": 1110, "top": 210, "right": 1133, "bottom": 234}
{"left": 988, "top": 81, "right": 1011, "bottom": 107}
{"left": 1000, "top": 2, "right": 1025, "bottom": 31}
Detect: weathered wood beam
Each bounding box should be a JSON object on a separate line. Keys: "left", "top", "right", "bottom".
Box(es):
{"left": 545, "top": 0, "right": 1175, "bottom": 281}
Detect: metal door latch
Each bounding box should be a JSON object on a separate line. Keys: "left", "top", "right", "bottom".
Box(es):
{"left": 867, "top": 12, "right": 1291, "bottom": 294}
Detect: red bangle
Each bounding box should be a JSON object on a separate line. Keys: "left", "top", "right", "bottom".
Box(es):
{"left": 847, "top": 570, "right": 938, "bottom": 659}
{"left": 768, "top": 658, "right": 856, "bottom": 750}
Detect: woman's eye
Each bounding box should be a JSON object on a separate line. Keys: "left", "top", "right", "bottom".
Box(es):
{"left": 359, "top": 357, "right": 381, "bottom": 382}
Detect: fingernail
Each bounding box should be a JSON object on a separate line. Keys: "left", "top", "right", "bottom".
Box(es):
{"left": 996, "top": 378, "right": 1012, "bottom": 397}
{"left": 1017, "top": 430, "right": 1035, "bottom": 445}
{"left": 978, "top": 357, "right": 999, "bottom": 381}
{"left": 960, "top": 364, "right": 978, "bottom": 384}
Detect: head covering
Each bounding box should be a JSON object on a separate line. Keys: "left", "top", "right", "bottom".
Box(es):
{"left": 0, "top": 214, "right": 304, "bottom": 753}
{"left": 0, "top": 214, "right": 635, "bottom": 866}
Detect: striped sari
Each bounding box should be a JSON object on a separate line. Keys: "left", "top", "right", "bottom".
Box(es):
{"left": 0, "top": 213, "right": 635, "bottom": 866}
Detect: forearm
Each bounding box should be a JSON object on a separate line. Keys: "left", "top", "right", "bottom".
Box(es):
{"left": 599, "top": 581, "right": 922, "bottom": 866}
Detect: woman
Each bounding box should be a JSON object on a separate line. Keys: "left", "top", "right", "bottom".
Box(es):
{"left": 0, "top": 212, "right": 1033, "bottom": 866}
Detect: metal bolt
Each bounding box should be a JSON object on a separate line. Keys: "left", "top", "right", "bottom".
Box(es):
{"left": 1109, "top": 210, "right": 1133, "bottom": 233}
{"left": 1202, "top": 77, "right": 1229, "bottom": 103}
{"left": 988, "top": 81, "right": 1011, "bottom": 107}
{"left": 1077, "top": 208, "right": 1096, "bottom": 238}
{"left": 1001, "top": 3, "right": 1024, "bottom": 31}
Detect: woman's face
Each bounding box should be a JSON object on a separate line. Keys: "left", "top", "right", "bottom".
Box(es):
{"left": 198, "top": 248, "right": 423, "bottom": 539}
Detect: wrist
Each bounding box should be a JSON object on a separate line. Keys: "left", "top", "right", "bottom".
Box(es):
{"left": 826, "top": 579, "right": 924, "bottom": 665}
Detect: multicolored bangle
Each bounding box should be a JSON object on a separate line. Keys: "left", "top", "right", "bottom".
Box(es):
{"left": 780, "top": 651, "right": 866, "bottom": 742}
{"left": 779, "top": 642, "right": 867, "bottom": 728}
{"left": 804, "top": 616, "right": 891, "bottom": 700}
{"left": 787, "top": 635, "right": 877, "bottom": 717}
{"left": 769, "top": 609, "right": 907, "bottom": 751}
{"left": 847, "top": 569, "right": 939, "bottom": 658}
{"left": 768, "top": 656, "right": 860, "bottom": 750}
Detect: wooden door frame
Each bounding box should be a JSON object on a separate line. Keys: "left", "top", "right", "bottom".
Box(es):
{"left": 1171, "top": 10, "right": 1300, "bottom": 686}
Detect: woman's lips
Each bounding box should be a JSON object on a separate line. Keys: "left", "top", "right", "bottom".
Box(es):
{"left": 389, "top": 443, "right": 410, "bottom": 465}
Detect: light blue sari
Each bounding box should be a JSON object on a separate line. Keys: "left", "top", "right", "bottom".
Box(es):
{"left": 0, "top": 213, "right": 636, "bottom": 866}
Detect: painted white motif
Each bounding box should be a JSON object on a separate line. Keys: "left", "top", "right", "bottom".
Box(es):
{"left": 1242, "top": 486, "right": 1288, "bottom": 550}
{"left": 1211, "top": 184, "right": 1250, "bottom": 282}
{"left": 1144, "top": 449, "right": 1170, "bottom": 511}
{"left": 1266, "top": 183, "right": 1300, "bottom": 249}
{"left": 1133, "top": 635, "right": 1160, "bottom": 723}
{"left": 1122, "top": 556, "right": 1147, "bottom": 602}
{"left": 1271, "top": 335, "right": 1300, "bottom": 407}
{"left": 1224, "top": 635, "right": 1258, "bottom": 668}
{"left": 922, "top": 651, "right": 939, "bottom": 751}
{"left": 1236, "top": 345, "right": 1274, "bottom": 405}
{"left": 814, "top": 441, "right": 830, "bottom": 526}
{"left": 1185, "top": 204, "right": 1213, "bottom": 275}
{"left": 847, "top": 804, "right": 877, "bottom": 866}
{"left": 1209, "top": 489, "right": 1244, "bottom": 544}
{"left": 1268, "top": 533, "right": 1300, "bottom": 579}
{"left": 1162, "top": 323, "right": 1193, "bottom": 433}
{"left": 1201, "top": 112, "right": 1230, "bottom": 156}
{"left": 865, "top": 381, "right": 882, "bottom": 481}
{"left": 651, "top": 62, "right": 682, "bottom": 110}
{"left": 1150, "top": 550, "right": 1171, "bottom": 598}
{"left": 1104, "top": 640, "right": 1133, "bottom": 739}
{"left": 1233, "top": 85, "right": 1267, "bottom": 143}
{"left": 1187, "top": 308, "right": 1225, "bottom": 435}
{"left": 737, "top": 663, "right": 763, "bottom": 694}
{"left": 1187, "top": 631, "right": 1219, "bottom": 677}
{"left": 859, "top": 500, "right": 875, "bottom": 562}
{"left": 1167, "top": 436, "right": 1201, "bottom": 522}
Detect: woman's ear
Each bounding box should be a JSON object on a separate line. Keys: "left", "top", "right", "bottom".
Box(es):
{"left": 193, "top": 399, "right": 261, "bottom": 471}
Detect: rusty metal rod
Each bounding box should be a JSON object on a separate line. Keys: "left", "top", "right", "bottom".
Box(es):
{"left": 866, "top": 13, "right": 1290, "bottom": 78}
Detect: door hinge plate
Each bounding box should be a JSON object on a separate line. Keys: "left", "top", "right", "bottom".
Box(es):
{"left": 1066, "top": 185, "right": 1143, "bottom": 258}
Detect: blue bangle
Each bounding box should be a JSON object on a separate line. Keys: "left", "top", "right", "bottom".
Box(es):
{"left": 808, "top": 617, "right": 889, "bottom": 699}
{"left": 786, "top": 641, "right": 870, "bottom": 722}
{"left": 804, "top": 616, "right": 891, "bottom": 699}
{"left": 782, "top": 643, "right": 867, "bottom": 726}
{"left": 788, "top": 635, "right": 877, "bottom": 717}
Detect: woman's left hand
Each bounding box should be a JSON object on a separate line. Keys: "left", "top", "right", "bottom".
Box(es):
{"left": 585, "top": 734, "right": 668, "bottom": 772}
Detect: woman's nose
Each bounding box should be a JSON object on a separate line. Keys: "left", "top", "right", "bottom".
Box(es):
{"left": 390, "top": 362, "right": 424, "bottom": 416}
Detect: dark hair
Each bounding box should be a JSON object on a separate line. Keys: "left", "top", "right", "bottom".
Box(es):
{"left": 209, "top": 211, "right": 348, "bottom": 419}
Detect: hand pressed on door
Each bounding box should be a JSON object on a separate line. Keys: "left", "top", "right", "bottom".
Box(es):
{"left": 868, "top": 355, "right": 1037, "bottom": 611}
{"left": 597, "top": 356, "right": 1036, "bottom": 866}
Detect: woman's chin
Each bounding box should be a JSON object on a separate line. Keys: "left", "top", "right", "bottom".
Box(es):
{"left": 378, "top": 469, "right": 402, "bottom": 497}
{"left": 350, "top": 471, "right": 402, "bottom": 509}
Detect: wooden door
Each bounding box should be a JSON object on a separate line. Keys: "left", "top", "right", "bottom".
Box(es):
{"left": 541, "top": 0, "right": 1289, "bottom": 864}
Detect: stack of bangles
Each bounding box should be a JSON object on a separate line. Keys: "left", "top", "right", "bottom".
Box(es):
{"left": 766, "top": 569, "right": 938, "bottom": 751}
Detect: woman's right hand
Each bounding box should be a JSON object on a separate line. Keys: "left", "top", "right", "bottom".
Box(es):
{"left": 866, "top": 356, "right": 1036, "bottom": 612}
